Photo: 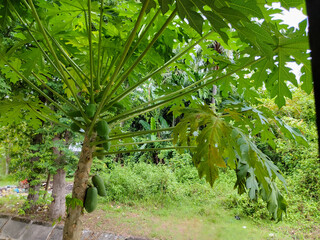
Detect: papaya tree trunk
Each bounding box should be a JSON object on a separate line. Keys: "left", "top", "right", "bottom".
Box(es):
{"left": 62, "top": 133, "right": 96, "bottom": 240}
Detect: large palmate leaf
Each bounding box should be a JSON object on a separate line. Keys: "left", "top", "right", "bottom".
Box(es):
{"left": 0, "top": 58, "right": 22, "bottom": 83}
{"left": 0, "top": 95, "right": 58, "bottom": 129}
{"left": 220, "top": 98, "right": 308, "bottom": 148}
{"left": 173, "top": 104, "right": 287, "bottom": 220}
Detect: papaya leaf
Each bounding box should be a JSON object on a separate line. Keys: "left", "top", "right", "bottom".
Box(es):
{"left": 140, "top": 0, "right": 157, "bottom": 13}
{"left": 158, "top": 0, "right": 174, "bottom": 14}
{"left": 176, "top": 0, "right": 204, "bottom": 35}
{"left": 0, "top": 58, "right": 21, "bottom": 83}
{"left": 173, "top": 104, "right": 287, "bottom": 221}
{"left": 229, "top": 0, "right": 264, "bottom": 19}
{"left": 278, "top": 0, "right": 305, "bottom": 9}
{"left": 274, "top": 116, "right": 308, "bottom": 146}
{"left": 0, "top": 95, "right": 58, "bottom": 129}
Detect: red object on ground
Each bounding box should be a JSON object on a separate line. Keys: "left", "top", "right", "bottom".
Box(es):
{"left": 21, "top": 179, "right": 28, "bottom": 184}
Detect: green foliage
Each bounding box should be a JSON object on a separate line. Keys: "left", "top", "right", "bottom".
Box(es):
{"left": 66, "top": 196, "right": 83, "bottom": 211}
{"left": 223, "top": 192, "right": 270, "bottom": 220}
{"left": 103, "top": 162, "right": 177, "bottom": 202}
{"left": 221, "top": 89, "right": 320, "bottom": 226}
{"left": 0, "top": 0, "right": 313, "bottom": 225}
{"left": 260, "top": 89, "right": 320, "bottom": 201}
{"left": 0, "top": 95, "right": 57, "bottom": 129}
{"left": 0, "top": 175, "right": 16, "bottom": 187}
{"left": 159, "top": 151, "right": 200, "bottom": 183}
{"left": 173, "top": 103, "right": 289, "bottom": 220}
{"left": 102, "top": 160, "right": 211, "bottom": 203}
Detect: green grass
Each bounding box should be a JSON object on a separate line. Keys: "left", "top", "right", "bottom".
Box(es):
{"left": 92, "top": 191, "right": 292, "bottom": 240}
{"left": 0, "top": 175, "right": 17, "bottom": 187}
{"left": 0, "top": 193, "right": 26, "bottom": 215}
{"left": 66, "top": 177, "right": 74, "bottom": 183}
{"left": 88, "top": 162, "right": 320, "bottom": 240}
{"left": 0, "top": 162, "right": 319, "bottom": 239}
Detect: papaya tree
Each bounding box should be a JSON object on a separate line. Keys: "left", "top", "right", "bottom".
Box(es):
{"left": 0, "top": 0, "right": 311, "bottom": 239}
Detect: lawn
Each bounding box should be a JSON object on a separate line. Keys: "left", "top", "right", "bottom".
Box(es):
{"left": 0, "top": 169, "right": 319, "bottom": 240}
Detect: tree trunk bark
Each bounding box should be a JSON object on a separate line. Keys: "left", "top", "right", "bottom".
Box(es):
{"left": 49, "top": 169, "right": 66, "bottom": 219}
{"left": 49, "top": 134, "right": 67, "bottom": 220}
{"left": 62, "top": 134, "right": 96, "bottom": 240}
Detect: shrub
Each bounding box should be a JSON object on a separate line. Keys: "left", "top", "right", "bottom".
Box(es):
{"left": 101, "top": 156, "right": 214, "bottom": 204}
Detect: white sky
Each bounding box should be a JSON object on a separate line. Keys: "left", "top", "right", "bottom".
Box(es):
{"left": 271, "top": 3, "right": 307, "bottom": 29}
{"left": 271, "top": 3, "right": 308, "bottom": 81}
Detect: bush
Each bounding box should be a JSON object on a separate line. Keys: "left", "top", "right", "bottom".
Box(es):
{"left": 223, "top": 192, "right": 270, "bottom": 219}
{"left": 160, "top": 151, "right": 203, "bottom": 183}
{"left": 247, "top": 89, "right": 320, "bottom": 223}
{"left": 103, "top": 162, "right": 179, "bottom": 202}
{"left": 101, "top": 154, "right": 215, "bottom": 204}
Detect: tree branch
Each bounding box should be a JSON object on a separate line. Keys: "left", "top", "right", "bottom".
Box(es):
{"left": 26, "top": 0, "right": 88, "bottom": 123}
{"left": 96, "top": 0, "right": 104, "bottom": 89}
{"left": 94, "top": 146, "right": 196, "bottom": 156}
{"left": 31, "top": 72, "right": 76, "bottom": 110}
{"left": 106, "top": 9, "right": 178, "bottom": 104}
{"left": 107, "top": 57, "right": 264, "bottom": 125}
{"left": 91, "top": 127, "right": 174, "bottom": 145}
{"left": 103, "top": 31, "right": 214, "bottom": 114}
{"left": 111, "top": 138, "right": 173, "bottom": 147}
{"left": 88, "top": 0, "right": 151, "bottom": 135}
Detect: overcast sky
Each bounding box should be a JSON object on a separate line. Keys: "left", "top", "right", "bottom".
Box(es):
{"left": 271, "top": 3, "right": 308, "bottom": 81}
{"left": 271, "top": 3, "right": 307, "bottom": 29}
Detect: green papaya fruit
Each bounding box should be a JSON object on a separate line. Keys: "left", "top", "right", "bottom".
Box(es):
{"left": 92, "top": 175, "right": 107, "bottom": 197}
{"left": 96, "top": 121, "right": 110, "bottom": 137}
{"left": 85, "top": 103, "right": 96, "bottom": 118}
{"left": 71, "top": 123, "right": 81, "bottom": 132}
{"left": 84, "top": 187, "right": 98, "bottom": 213}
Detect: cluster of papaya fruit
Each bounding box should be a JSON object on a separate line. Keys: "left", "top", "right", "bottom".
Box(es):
{"left": 69, "top": 103, "right": 111, "bottom": 152}
{"left": 84, "top": 175, "right": 106, "bottom": 213}
{"left": 95, "top": 119, "right": 110, "bottom": 152}
{"left": 69, "top": 103, "right": 97, "bottom": 132}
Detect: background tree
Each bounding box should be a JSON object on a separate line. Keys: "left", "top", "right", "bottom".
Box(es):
{"left": 0, "top": 9, "right": 79, "bottom": 217}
